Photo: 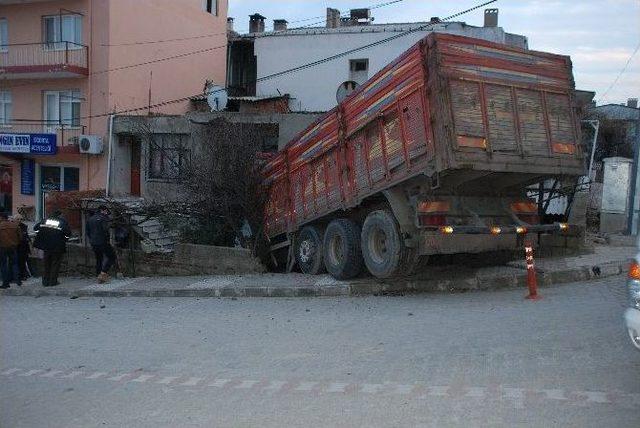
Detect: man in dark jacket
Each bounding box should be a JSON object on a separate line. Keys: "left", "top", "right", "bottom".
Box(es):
{"left": 0, "top": 212, "right": 23, "bottom": 289}
{"left": 87, "top": 205, "right": 115, "bottom": 283}
{"left": 33, "top": 210, "right": 71, "bottom": 287}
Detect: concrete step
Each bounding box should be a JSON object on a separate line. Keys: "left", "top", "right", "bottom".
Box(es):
{"left": 153, "top": 237, "right": 177, "bottom": 247}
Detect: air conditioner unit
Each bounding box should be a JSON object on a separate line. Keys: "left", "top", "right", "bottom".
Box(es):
{"left": 79, "top": 135, "right": 104, "bottom": 154}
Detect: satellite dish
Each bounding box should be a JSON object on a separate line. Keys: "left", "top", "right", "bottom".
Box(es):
{"left": 336, "top": 81, "right": 359, "bottom": 103}
{"left": 206, "top": 84, "right": 228, "bottom": 111}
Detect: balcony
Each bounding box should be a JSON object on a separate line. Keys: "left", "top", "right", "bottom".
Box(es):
{"left": 0, "top": 42, "right": 88, "bottom": 79}
{"left": 0, "top": 121, "right": 86, "bottom": 154}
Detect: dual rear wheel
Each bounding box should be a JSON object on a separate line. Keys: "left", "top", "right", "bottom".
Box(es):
{"left": 294, "top": 210, "right": 417, "bottom": 279}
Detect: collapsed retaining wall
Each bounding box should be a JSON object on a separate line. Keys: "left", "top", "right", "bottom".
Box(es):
{"left": 52, "top": 243, "right": 265, "bottom": 278}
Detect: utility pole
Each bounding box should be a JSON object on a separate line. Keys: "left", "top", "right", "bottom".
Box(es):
{"left": 628, "top": 112, "right": 640, "bottom": 235}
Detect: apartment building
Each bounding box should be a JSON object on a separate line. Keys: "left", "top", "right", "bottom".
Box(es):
{"left": 0, "top": 0, "right": 228, "bottom": 219}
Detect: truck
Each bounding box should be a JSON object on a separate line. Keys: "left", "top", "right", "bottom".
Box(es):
{"left": 262, "top": 33, "right": 584, "bottom": 280}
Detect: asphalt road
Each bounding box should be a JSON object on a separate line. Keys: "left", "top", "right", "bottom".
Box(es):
{"left": 1, "top": 275, "right": 639, "bottom": 427}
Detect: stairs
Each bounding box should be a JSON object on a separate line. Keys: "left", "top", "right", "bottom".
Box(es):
{"left": 131, "top": 216, "right": 179, "bottom": 253}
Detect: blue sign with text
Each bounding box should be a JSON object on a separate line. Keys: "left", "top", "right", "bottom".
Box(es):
{"left": 20, "top": 159, "right": 35, "bottom": 195}
{"left": 0, "top": 133, "right": 57, "bottom": 155}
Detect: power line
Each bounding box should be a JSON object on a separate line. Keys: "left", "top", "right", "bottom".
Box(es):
{"left": 11, "top": 0, "right": 496, "bottom": 121}
{"left": 102, "top": 31, "right": 229, "bottom": 47}
{"left": 598, "top": 40, "right": 640, "bottom": 103}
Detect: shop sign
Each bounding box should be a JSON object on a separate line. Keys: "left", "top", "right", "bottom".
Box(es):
{"left": 0, "top": 133, "right": 57, "bottom": 155}
{"left": 21, "top": 159, "right": 35, "bottom": 195}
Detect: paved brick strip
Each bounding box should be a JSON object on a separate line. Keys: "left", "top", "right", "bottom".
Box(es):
{"left": 2, "top": 367, "right": 638, "bottom": 408}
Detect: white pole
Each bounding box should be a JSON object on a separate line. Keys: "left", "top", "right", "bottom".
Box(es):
{"left": 106, "top": 114, "right": 114, "bottom": 197}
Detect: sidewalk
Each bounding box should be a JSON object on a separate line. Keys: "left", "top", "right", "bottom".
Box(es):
{"left": 0, "top": 245, "right": 635, "bottom": 298}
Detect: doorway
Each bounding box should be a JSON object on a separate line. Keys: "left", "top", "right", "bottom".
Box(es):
{"left": 130, "top": 142, "right": 141, "bottom": 196}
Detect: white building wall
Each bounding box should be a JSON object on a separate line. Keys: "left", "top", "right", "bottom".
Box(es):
{"left": 254, "top": 24, "right": 527, "bottom": 112}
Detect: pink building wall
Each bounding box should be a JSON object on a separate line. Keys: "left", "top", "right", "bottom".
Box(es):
{"left": 0, "top": 0, "right": 227, "bottom": 218}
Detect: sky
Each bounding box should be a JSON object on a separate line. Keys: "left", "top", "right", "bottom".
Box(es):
{"left": 229, "top": 0, "right": 640, "bottom": 106}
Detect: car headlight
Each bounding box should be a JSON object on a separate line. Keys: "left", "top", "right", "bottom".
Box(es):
{"left": 630, "top": 280, "right": 640, "bottom": 310}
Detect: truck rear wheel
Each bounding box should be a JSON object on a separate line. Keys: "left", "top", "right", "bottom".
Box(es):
{"left": 323, "top": 219, "right": 363, "bottom": 280}
{"left": 361, "top": 210, "right": 405, "bottom": 278}
{"left": 295, "top": 225, "right": 325, "bottom": 275}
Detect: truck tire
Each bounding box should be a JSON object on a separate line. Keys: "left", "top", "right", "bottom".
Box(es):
{"left": 323, "top": 219, "right": 363, "bottom": 280}
{"left": 361, "top": 210, "right": 404, "bottom": 278}
{"left": 295, "top": 225, "right": 325, "bottom": 275}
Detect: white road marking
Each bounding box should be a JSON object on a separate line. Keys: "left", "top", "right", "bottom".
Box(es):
{"left": 41, "top": 370, "right": 65, "bottom": 378}
{"left": 235, "top": 380, "right": 259, "bottom": 389}
{"left": 156, "top": 376, "right": 180, "bottom": 385}
{"left": 180, "top": 377, "right": 204, "bottom": 386}
{"left": 131, "top": 374, "right": 155, "bottom": 383}
{"left": 326, "top": 382, "right": 349, "bottom": 393}
{"left": 361, "top": 383, "right": 385, "bottom": 394}
{"left": 542, "top": 389, "right": 568, "bottom": 401}
{"left": 61, "top": 371, "right": 84, "bottom": 379}
{"left": 209, "top": 379, "right": 231, "bottom": 388}
{"left": 1, "top": 368, "right": 22, "bottom": 375}
{"left": 294, "top": 382, "right": 318, "bottom": 392}
{"left": 581, "top": 391, "right": 610, "bottom": 404}
{"left": 108, "top": 373, "right": 131, "bottom": 381}
{"left": 18, "top": 369, "right": 44, "bottom": 377}
{"left": 263, "top": 381, "right": 287, "bottom": 391}
{"left": 391, "top": 384, "right": 416, "bottom": 395}
{"left": 465, "top": 387, "right": 486, "bottom": 398}
{"left": 85, "top": 372, "right": 108, "bottom": 380}
{"left": 428, "top": 386, "right": 449, "bottom": 396}
{"left": 503, "top": 387, "right": 525, "bottom": 399}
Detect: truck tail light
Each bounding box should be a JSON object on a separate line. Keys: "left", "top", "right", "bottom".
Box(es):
{"left": 419, "top": 215, "right": 446, "bottom": 227}
{"left": 490, "top": 226, "right": 502, "bottom": 235}
{"left": 418, "top": 201, "right": 450, "bottom": 227}
{"left": 511, "top": 201, "right": 539, "bottom": 225}
{"left": 630, "top": 262, "right": 640, "bottom": 281}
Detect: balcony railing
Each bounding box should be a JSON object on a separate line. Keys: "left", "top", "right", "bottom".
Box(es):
{"left": 0, "top": 42, "right": 89, "bottom": 78}
{"left": 0, "top": 121, "right": 86, "bottom": 151}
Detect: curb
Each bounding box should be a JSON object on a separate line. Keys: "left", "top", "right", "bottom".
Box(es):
{"left": 0, "top": 260, "right": 631, "bottom": 299}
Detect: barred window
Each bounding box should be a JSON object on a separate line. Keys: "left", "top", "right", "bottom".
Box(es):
{"left": 149, "top": 134, "right": 190, "bottom": 180}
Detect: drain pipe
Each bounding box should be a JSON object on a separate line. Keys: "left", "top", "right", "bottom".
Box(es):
{"left": 106, "top": 114, "right": 114, "bottom": 197}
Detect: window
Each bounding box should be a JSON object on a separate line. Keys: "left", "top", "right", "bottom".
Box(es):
{"left": 0, "top": 19, "right": 8, "bottom": 52}
{"left": 204, "top": 0, "right": 218, "bottom": 15}
{"left": 350, "top": 59, "right": 369, "bottom": 72}
{"left": 43, "top": 90, "right": 81, "bottom": 129}
{"left": 349, "top": 58, "right": 369, "bottom": 83}
{"left": 149, "top": 134, "right": 190, "bottom": 180}
{"left": 0, "top": 91, "right": 11, "bottom": 126}
{"left": 43, "top": 14, "right": 82, "bottom": 49}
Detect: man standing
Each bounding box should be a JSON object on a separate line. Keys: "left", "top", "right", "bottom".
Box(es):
{"left": 0, "top": 212, "right": 22, "bottom": 289}
{"left": 33, "top": 211, "right": 71, "bottom": 287}
{"left": 87, "top": 205, "right": 115, "bottom": 283}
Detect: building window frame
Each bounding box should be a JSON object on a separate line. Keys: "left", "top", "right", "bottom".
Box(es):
{"left": 203, "top": 0, "right": 218, "bottom": 15}
{"left": 0, "top": 90, "right": 11, "bottom": 127}
{"left": 0, "top": 18, "right": 8, "bottom": 53}
{"left": 42, "top": 14, "right": 83, "bottom": 50}
{"left": 148, "top": 134, "right": 191, "bottom": 181}
{"left": 43, "top": 90, "right": 81, "bottom": 130}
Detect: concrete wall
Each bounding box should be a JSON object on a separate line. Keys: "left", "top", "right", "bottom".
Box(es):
{"left": 60, "top": 242, "right": 264, "bottom": 277}
{"left": 253, "top": 23, "right": 528, "bottom": 112}
{"left": 109, "top": 111, "right": 322, "bottom": 199}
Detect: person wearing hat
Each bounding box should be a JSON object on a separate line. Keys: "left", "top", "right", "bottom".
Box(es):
{"left": 33, "top": 210, "right": 71, "bottom": 287}
{"left": 87, "top": 205, "right": 115, "bottom": 283}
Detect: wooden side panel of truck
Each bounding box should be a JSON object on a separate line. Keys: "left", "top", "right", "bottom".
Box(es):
{"left": 262, "top": 33, "right": 583, "bottom": 278}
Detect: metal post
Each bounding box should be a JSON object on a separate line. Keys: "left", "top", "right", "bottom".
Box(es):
{"left": 627, "top": 114, "right": 640, "bottom": 235}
